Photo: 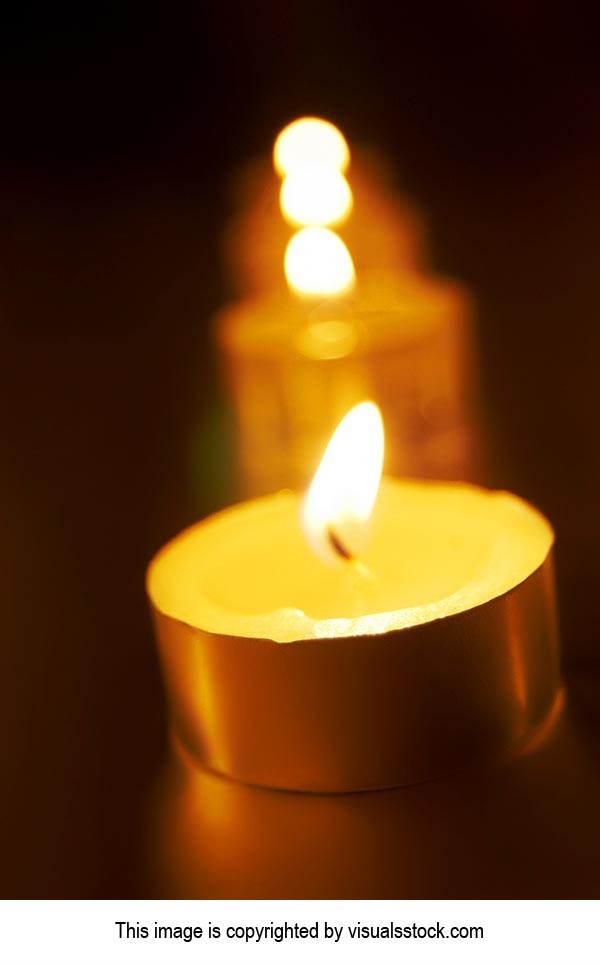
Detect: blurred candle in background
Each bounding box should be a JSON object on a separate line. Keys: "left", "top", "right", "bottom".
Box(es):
{"left": 215, "top": 117, "right": 485, "bottom": 497}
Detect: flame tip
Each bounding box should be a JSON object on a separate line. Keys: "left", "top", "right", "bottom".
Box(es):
{"left": 273, "top": 117, "right": 350, "bottom": 177}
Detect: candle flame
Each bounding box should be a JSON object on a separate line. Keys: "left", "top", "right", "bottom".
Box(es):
{"left": 280, "top": 166, "right": 353, "bottom": 227}
{"left": 302, "top": 401, "right": 384, "bottom": 564}
{"left": 285, "top": 227, "right": 355, "bottom": 296}
{"left": 273, "top": 117, "right": 350, "bottom": 177}
{"left": 276, "top": 118, "right": 355, "bottom": 287}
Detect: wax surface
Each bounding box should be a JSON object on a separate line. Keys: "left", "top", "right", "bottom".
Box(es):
{"left": 148, "top": 479, "right": 553, "bottom": 643}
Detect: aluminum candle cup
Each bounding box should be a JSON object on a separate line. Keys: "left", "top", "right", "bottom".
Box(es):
{"left": 146, "top": 479, "right": 560, "bottom": 793}
{"left": 216, "top": 271, "right": 482, "bottom": 497}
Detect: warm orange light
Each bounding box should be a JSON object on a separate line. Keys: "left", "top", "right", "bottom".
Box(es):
{"left": 302, "top": 401, "right": 384, "bottom": 564}
{"left": 280, "top": 167, "right": 353, "bottom": 226}
{"left": 284, "top": 228, "right": 355, "bottom": 296}
{"left": 273, "top": 117, "right": 350, "bottom": 177}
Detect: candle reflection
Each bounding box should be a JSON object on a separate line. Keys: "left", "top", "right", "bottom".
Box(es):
{"left": 145, "top": 690, "right": 595, "bottom": 900}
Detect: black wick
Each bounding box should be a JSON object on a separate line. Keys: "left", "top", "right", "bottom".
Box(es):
{"left": 327, "top": 527, "right": 355, "bottom": 562}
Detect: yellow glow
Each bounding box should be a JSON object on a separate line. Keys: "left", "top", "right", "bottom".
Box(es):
{"left": 295, "top": 319, "right": 359, "bottom": 360}
{"left": 273, "top": 117, "right": 350, "bottom": 176}
{"left": 284, "top": 228, "right": 355, "bottom": 296}
{"left": 302, "top": 401, "right": 384, "bottom": 564}
{"left": 280, "top": 166, "right": 353, "bottom": 226}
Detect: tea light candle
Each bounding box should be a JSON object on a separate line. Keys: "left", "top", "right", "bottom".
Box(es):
{"left": 216, "top": 267, "right": 481, "bottom": 495}
{"left": 216, "top": 117, "right": 483, "bottom": 496}
{"left": 147, "top": 404, "right": 560, "bottom": 792}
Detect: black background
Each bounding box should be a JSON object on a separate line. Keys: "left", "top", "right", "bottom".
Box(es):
{"left": 1, "top": 2, "right": 600, "bottom": 896}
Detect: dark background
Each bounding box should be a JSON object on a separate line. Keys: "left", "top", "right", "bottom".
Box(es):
{"left": 1, "top": 2, "right": 599, "bottom": 896}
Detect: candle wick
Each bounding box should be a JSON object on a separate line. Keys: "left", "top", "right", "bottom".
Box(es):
{"left": 327, "top": 528, "right": 373, "bottom": 580}
{"left": 327, "top": 527, "right": 355, "bottom": 562}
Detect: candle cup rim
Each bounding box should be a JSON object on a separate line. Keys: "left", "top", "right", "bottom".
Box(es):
{"left": 146, "top": 479, "right": 555, "bottom": 645}
{"left": 149, "top": 551, "right": 553, "bottom": 648}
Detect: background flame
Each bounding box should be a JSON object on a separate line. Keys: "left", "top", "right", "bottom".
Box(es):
{"left": 273, "top": 116, "right": 350, "bottom": 176}
{"left": 284, "top": 227, "right": 355, "bottom": 296}
{"left": 280, "top": 166, "right": 353, "bottom": 227}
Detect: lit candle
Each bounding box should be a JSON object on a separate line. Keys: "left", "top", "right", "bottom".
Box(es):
{"left": 216, "top": 117, "right": 482, "bottom": 495}
{"left": 216, "top": 248, "right": 480, "bottom": 495}
{"left": 147, "top": 403, "right": 560, "bottom": 792}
